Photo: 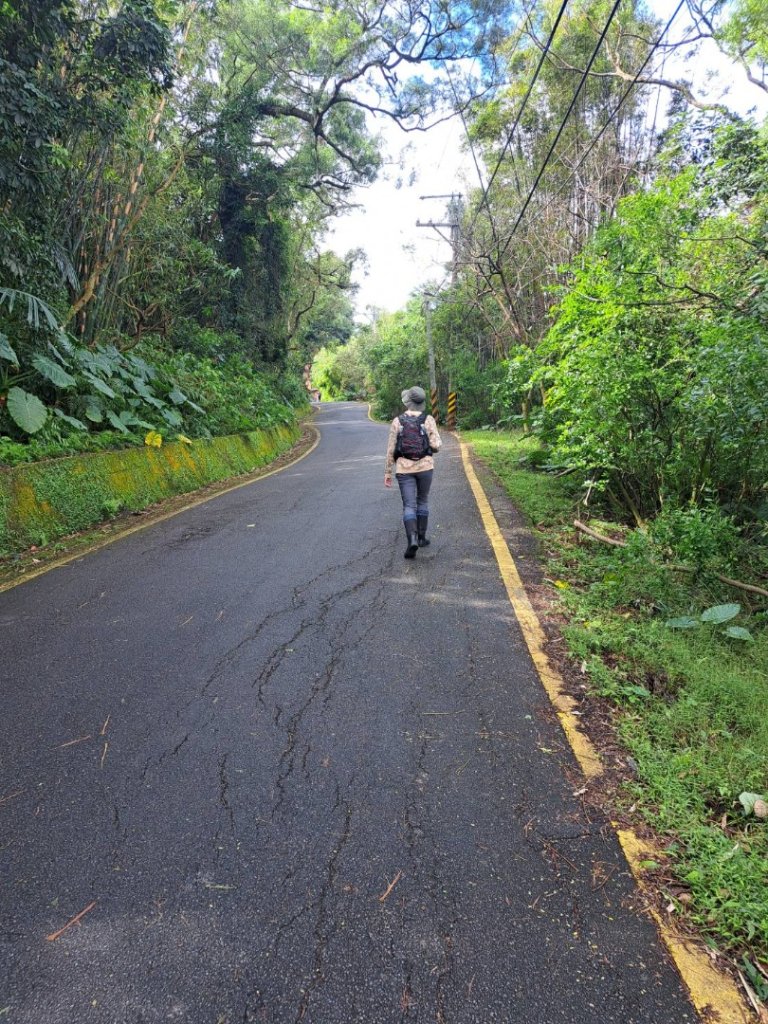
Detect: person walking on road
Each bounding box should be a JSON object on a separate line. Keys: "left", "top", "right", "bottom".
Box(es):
{"left": 384, "top": 386, "right": 441, "bottom": 559}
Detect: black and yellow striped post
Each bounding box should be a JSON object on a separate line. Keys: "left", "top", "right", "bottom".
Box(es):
{"left": 430, "top": 387, "right": 439, "bottom": 422}
{"left": 447, "top": 391, "right": 457, "bottom": 429}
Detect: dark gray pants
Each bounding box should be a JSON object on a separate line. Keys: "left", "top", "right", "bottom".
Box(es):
{"left": 396, "top": 470, "right": 433, "bottom": 523}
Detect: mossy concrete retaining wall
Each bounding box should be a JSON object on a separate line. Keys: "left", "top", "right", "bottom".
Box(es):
{"left": 0, "top": 422, "right": 300, "bottom": 555}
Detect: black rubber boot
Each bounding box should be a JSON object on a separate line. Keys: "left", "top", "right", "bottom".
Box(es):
{"left": 417, "top": 514, "right": 430, "bottom": 547}
{"left": 404, "top": 521, "right": 419, "bottom": 559}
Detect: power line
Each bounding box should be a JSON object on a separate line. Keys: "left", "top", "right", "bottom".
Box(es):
{"left": 492, "top": 0, "right": 686, "bottom": 258}
{"left": 468, "top": 0, "right": 571, "bottom": 237}
{"left": 445, "top": 59, "right": 486, "bottom": 200}
{"left": 497, "top": 0, "right": 624, "bottom": 260}
{"left": 546, "top": 0, "right": 686, "bottom": 209}
{"left": 473, "top": 6, "right": 690, "bottom": 304}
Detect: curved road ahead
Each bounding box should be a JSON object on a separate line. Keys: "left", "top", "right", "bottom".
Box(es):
{"left": 2, "top": 403, "right": 697, "bottom": 1023}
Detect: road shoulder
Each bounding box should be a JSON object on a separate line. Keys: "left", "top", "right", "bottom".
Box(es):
{"left": 460, "top": 437, "right": 752, "bottom": 1024}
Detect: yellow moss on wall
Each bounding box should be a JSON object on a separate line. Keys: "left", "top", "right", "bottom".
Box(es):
{"left": 0, "top": 423, "right": 300, "bottom": 555}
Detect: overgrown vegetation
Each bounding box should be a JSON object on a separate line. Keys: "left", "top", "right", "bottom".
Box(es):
{"left": 0, "top": 292, "right": 304, "bottom": 464}
{"left": 2, "top": 0, "right": 490, "bottom": 463}
{"left": 465, "top": 428, "right": 768, "bottom": 963}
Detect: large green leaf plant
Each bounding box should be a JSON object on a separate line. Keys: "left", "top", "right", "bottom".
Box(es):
{"left": 0, "top": 288, "right": 201, "bottom": 440}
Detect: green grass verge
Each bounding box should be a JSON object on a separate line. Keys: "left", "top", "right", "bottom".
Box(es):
{"left": 464, "top": 429, "right": 768, "bottom": 967}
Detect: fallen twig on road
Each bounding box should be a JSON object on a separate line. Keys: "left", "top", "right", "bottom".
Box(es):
{"left": 58, "top": 734, "right": 91, "bottom": 749}
{"left": 378, "top": 871, "right": 403, "bottom": 902}
{"left": 46, "top": 901, "right": 97, "bottom": 942}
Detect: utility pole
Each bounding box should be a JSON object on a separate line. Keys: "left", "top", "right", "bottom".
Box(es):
{"left": 424, "top": 294, "right": 438, "bottom": 420}
{"left": 416, "top": 193, "right": 463, "bottom": 284}
{"left": 417, "top": 194, "right": 464, "bottom": 421}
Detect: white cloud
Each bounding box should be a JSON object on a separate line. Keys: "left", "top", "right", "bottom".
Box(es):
{"left": 327, "top": 114, "right": 479, "bottom": 316}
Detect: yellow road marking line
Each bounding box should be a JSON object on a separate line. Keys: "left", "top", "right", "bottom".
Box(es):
{"left": 616, "top": 829, "right": 751, "bottom": 1023}
{"left": 0, "top": 426, "right": 321, "bottom": 595}
{"left": 459, "top": 440, "right": 601, "bottom": 778}
{"left": 459, "top": 438, "right": 750, "bottom": 1023}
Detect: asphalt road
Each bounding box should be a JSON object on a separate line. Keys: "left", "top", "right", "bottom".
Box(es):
{"left": 1, "top": 402, "right": 698, "bottom": 1023}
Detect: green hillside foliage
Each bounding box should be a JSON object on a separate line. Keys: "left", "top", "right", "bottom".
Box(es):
{"left": 2, "top": 0, "right": 478, "bottom": 459}
{"left": 352, "top": 115, "right": 768, "bottom": 555}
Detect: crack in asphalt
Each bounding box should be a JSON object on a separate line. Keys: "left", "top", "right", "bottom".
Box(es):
{"left": 289, "top": 539, "right": 392, "bottom": 609}
{"left": 264, "top": 568, "right": 388, "bottom": 821}
{"left": 254, "top": 617, "right": 316, "bottom": 706}
{"left": 269, "top": 636, "right": 344, "bottom": 821}
{"left": 139, "top": 546, "right": 391, "bottom": 783}
{"left": 295, "top": 799, "right": 354, "bottom": 1023}
{"left": 238, "top": 780, "right": 359, "bottom": 1021}
{"left": 218, "top": 753, "right": 235, "bottom": 836}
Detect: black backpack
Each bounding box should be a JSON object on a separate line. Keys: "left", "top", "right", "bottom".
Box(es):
{"left": 394, "top": 413, "right": 432, "bottom": 461}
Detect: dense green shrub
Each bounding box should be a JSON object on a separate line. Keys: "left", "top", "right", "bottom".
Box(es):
{"left": 533, "top": 161, "right": 768, "bottom": 525}
{"left": 146, "top": 344, "right": 305, "bottom": 437}
{"left": 648, "top": 506, "right": 742, "bottom": 571}
{"left": 0, "top": 427, "right": 142, "bottom": 467}
{"left": 311, "top": 339, "right": 368, "bottom": 400}
{"left": 446, "top": 351, "right": 507, "bottom": 428}
{"left": 491, "top": 347, "right": 542, "bottom": 429}
{"left": 364, "top": 302, "right": 430, "bottom": 420}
